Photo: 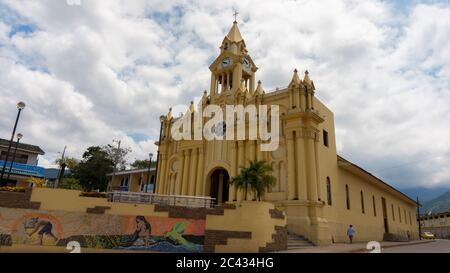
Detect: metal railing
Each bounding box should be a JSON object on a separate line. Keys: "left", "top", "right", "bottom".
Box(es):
{"left": 108, "top": 191, "right": 216, "bottom": 209}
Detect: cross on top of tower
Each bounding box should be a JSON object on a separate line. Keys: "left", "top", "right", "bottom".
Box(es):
{"left": 233, "top": 10, "right": 239, "bottom": 23}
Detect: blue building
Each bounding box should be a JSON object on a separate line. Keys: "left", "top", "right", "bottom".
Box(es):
{"left": 0, "top": 138, "right": 45, "bottom": 187}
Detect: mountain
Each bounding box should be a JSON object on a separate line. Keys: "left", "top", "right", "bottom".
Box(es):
{"left": 400, "top": 186, "right": 449, "bottom": 203}
{"left": 421, "top": 191, "right": 450, "bottom": 215}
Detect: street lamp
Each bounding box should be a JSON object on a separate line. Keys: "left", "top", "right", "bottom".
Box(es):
{"left": 154, "top": 115, "right": 165, "bottom": 194}
{"left": 1, "top": 102, "right": 26, "bottom": 184}
{"left": 146, "top": 153, "right": 153, "bottom": 193}
{"left": 56, "top": 146, "right": 67, "bottom": 189}
{"left": 6, "top": 133, "right": 23, "bottom": 180}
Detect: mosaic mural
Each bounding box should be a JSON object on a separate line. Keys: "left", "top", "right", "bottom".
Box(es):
{"left": 0, "top": 208, "right": 205, "bottom": 253}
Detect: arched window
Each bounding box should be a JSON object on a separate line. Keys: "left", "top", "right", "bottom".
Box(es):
{"left": 372, "top": 195, "right": 377, "bottom": 217}
{"left": 345, "top": 185, "right": 350, "bottom": 210}
{"left": 326, "top": 177, "right": 332, "bottom": 205}
{"left": 360, "top": 191, "right": 365, "bottom": 214}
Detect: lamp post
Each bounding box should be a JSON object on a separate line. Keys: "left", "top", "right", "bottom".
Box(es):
{"left": 146, "top": 153, "right": 153, "bottom": 193}
{"left": 55, "top": 146, "right": 67, "bottom": 188}
{"left": 1, "top": 102, "right": 26, "bottom": 184}
{"left": 6, "top": 133, "right": 23, "bottom": 180}
{"left": 154, "top": 115, "right": 165, "bottom": 194}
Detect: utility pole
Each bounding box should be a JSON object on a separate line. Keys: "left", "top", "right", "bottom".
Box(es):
{"left": 109, "top": 139, "right": 121, "bottom": 192}
{"left": 417, "top": 196, "right": 422, "bottom": 240}
{"left": 55, "top": 146, "right": 67, "bottom": 188}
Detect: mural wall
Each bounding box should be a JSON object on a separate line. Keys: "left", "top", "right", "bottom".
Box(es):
{"left": 0, "top": 207, "right": 205, "bottom": 253}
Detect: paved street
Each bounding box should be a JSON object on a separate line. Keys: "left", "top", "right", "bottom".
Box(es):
{"left": 278, "top": 240, "right": 435, "bottom": 253}
{"left": 381, "top": 239, "right": 449, "bottom": 253}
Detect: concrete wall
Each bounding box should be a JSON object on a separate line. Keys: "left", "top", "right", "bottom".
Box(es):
{"left": 325, "top": 167, "right": 418, "bottom": 243}
{"left": 0, "top": 188, "right": 287, "bottom": 253}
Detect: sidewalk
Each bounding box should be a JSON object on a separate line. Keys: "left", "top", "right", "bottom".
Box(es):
{"left": 277, "top": 240, "right": 436, "bottom": 253}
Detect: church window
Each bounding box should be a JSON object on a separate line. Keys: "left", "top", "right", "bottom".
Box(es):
{"left": 398, "top": 207, "right": 402, "bottom": 223}
{"left": 224, "top": 43, "right": 228, "bottom": 50}
{"left": 373, "top": 195, "right": 377, "bottom": 217}
{"left": 360, "top": 191, "right": 365, "bottom": 214}
{"left": 345, "top": 185, "right": 350, "bottom": 210}
{"left": 392, "top": 204, "right": 395, "bottom": 221}
{"left": 326, "top": 177, "right": 332, "bottom": 205}
{"left": 323, "top": 130, "right": 329, "bottom": 147}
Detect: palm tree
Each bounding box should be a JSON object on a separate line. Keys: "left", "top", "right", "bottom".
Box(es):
{"left": 230, "top": 160, "right": 276, "bottom": 201}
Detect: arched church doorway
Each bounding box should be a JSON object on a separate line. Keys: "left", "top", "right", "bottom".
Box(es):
{"left": 209, "top": 168, "right": 230, "bottom": 205}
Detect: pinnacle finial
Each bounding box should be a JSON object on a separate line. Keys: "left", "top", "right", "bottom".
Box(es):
{"left": 167, "top": 108, "right": 173, "bottom": 120}
{"left": 233, "top": 10, "right": 239, "bottom": 23}
{"left": 303, "top": 70, "right": 312, "bottom": 85}
{"left": 189, "top": 101, "right": 195, "bottom": 113}
{"left": 290, "top": 68, "right": 301, "bottom": 85}
{"left": 256, "top": 80, "right": 265, "bottom": 95}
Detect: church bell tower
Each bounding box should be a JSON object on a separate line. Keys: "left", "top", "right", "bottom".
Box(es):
{"left": 209, "top": 20, "right": 258, "bottom": 103}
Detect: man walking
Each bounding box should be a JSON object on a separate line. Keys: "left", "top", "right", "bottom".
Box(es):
{"left": 347, "top": 225, "right": 355, "bottom": 244}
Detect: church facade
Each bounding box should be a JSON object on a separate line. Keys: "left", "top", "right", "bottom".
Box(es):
{"left": 154, "top": 21, "right": 419, "bottom": 245}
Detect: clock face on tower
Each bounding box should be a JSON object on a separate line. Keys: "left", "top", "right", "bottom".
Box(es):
{"left": 243, "top": 57, "right": 251, "bottom": 69}
{"left": 221, "top": 57, "right": 231, "bottom": 67}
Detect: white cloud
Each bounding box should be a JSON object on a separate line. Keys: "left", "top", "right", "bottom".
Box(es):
{"left": 0, "top": 0, "right": 449, "bottom": 189}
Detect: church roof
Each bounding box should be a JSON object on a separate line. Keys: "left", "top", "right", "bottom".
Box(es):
{"left": 226, "top": 21, "right": 244, "bottom": 42}
{"left": 337, "top": 155, "right": 416, "bottom": 205}
{"left": 0, "top": 138, "right": 45, "bottom": 155}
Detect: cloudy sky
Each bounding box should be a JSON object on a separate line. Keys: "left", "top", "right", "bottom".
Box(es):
{"left": 0, "top": 0, "right": 449, "bottom": 190}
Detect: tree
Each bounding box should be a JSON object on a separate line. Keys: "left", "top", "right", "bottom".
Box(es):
{"left": 130, "top": 159, "right": 157, "bottom": 169}
{"left": 230, "top": 160, "right": 276, "bottom": 201}
{"left": 103, "top": 143, "right": 131, "bottom": 171}
{"left": 59, "top": 178, "right": 83, "bottom": 190}
{"left": 73, "top": 146, "right": 114, "bottom": 192}
{"left": 55, "top": 157, "right": 79, "bottom": 172}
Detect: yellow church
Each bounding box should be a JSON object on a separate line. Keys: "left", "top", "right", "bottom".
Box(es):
{"left": 154, "top": 20, "right": 419, "bottom": 245}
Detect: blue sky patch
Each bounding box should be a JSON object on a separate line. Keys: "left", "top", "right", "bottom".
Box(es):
{"left": 127, "top": 132, "right": 150, "bottom": 142}
{"left": 8, "top": 24, "right": 36, "bottom": 37}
